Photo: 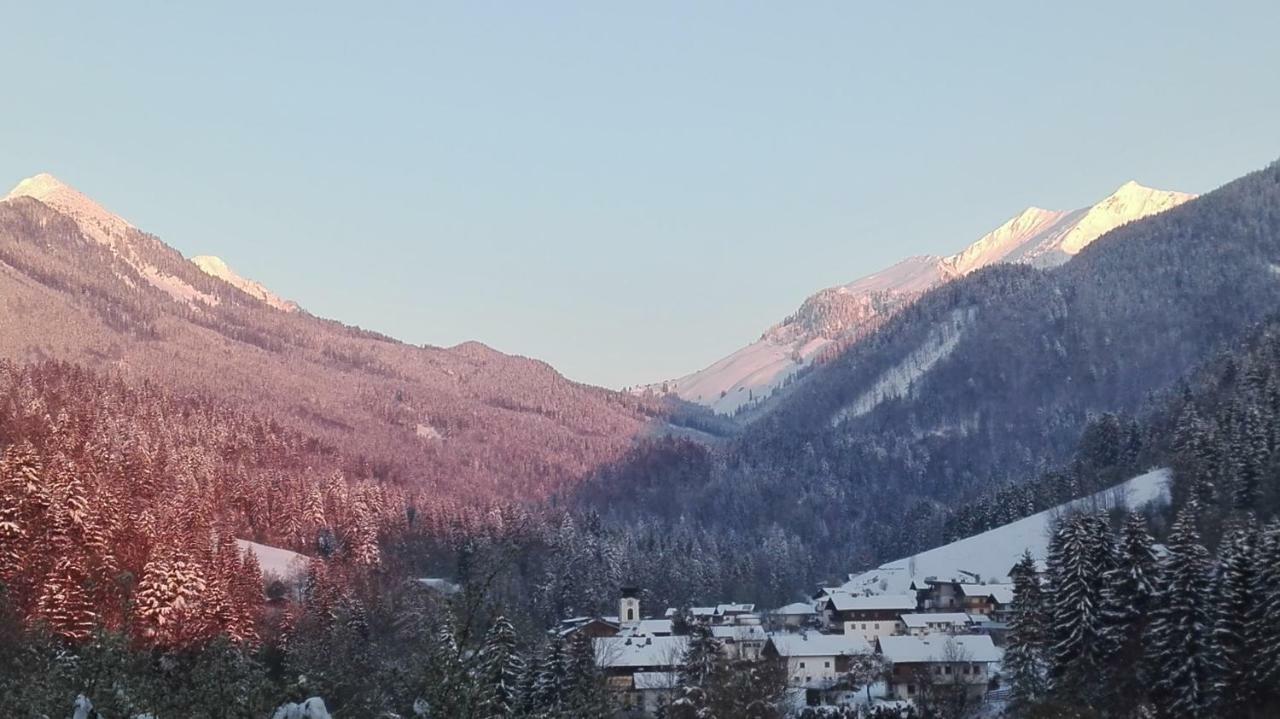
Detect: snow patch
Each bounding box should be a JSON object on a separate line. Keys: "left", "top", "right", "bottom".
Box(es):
{"left": 415, "top": 423, "right": 444, "bottom": 441}
{"left": 192, "top": 255, "right": 299, "bottom": 312}
{"left": 831, "top": 307, "right": 975, "bottom": 426}
{"left": 236, "top": 538, "right": 308, "bottom": 581}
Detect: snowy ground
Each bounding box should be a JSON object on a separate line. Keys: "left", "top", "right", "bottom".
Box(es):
{"left": 842, "top": 468, "right": 1172, "bottom": 593}
{"left": 236, "top": 539, "right": 308, "bottom": 581}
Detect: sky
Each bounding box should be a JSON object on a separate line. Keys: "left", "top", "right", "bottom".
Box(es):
{"left": 2, "top": 2, "right": 1279, "bottom": 388}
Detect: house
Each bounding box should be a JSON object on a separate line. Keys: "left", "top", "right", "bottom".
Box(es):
{"left": 559, "top": 616, "right": 621, "bottom": 639}
{"left": 876, "top": 635, "right": 1002, "bottom": 702}
{"left": 711, "top": 624, "right": 769, "bottom": 661}
{"left": 595, "top": 635, "right": 689, "bottom": 715}
{"left": 822, "top": 593, "right": 918, "bottom": 641}
{"left": 898, "top": 613, "right": 972, "bottom": 637}
{"left": 918, "top": 577, "right": 974, "bottom": 611}
{"left": 771, "top": 601, "right": 819, "bottom": 630}
{"left": 764, "top": 632, "right": 873, "bottom": 689}
{"left": 631, "top": 672, "right": 679, "bottom": 716}
{"left": 956, "top": 584, "right": 1015, "bottom": 616}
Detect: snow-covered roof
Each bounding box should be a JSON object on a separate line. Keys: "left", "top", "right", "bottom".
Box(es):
{"left": 957, "top": 584, "right": 1014, "bottom": 604}
{"left": 711, "top": 625, "right": 768, "bottom": 641}
{"left": 774, "top": 601, "right": 818, "bottom": 616}
{"left": 716, "top": 603, "right": 755, "bottom": 614}
{"left": 768, "top": 633, "right": 871, "bottom": 658}
{"left": 595, "top": 636, "right": 688, "bottom": 669}
{"left": 899, "top": 613, "right": 970, "bottom": 629}
{"left": 877, "top": 635, "right": 1002, "bottom": 664}
{"left": 633, "top": 672, "right": 679, "bottom": 690}
{"left": 826, "top": 593, "right": 918, "bottom": 612}
{"left": 620, "top": 619, "right": 673, "bottom": 637}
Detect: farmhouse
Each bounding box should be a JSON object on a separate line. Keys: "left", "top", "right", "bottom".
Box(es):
{"left": 594, "top": 635, "right": 689, "bottom": 714}
{"left": 898, "top": 612, "right": 972, "bottom": 636}
{"left": 877, "top": 635, "right": 1002, "bottom": 701}
{"left": 763, "top": 632, "right": 872, "bottom": 689}
{"left": 821, "top": 593, "right": 917, "bottom": 641}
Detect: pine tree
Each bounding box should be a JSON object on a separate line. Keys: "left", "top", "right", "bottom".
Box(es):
{"left": 1097, "top": 513, "right": 1157, "bottom": 713}
{"left": 562, "top": 632, "right": 611, "bottom": 718}
{"left": 477, "top": 615, "right": 525, "bottom": 719}
{"left": 1210, "top": 523, "right": 1259, "bottom": 715}
{"left": 1046, "top": 513, "right": 1109, "bottom": 702}
{"left": 1149, "top": 506, "right": 1214, "bottom": 718}
{"left": 672, "top": 623, "right": 726, "bottom": 718}
{"left": 531, "top": 635, "right": 568, "bottom": 716}
{"left": 1247, "top": 520, "right": 1280, "bottom": 711}
{"left": 133, "top": 550, "right": 207, "bottom": 648}
{"left": 1006, "top": 550, "right": 1050, "bottom": 711}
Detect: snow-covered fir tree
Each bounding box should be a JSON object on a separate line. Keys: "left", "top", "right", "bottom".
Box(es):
{"left": 1097, "top": 512, "right": 1157, "bottom": 712}
{"left": 1006, "top": 550, "right": 1050, "bottom": 711}
{"left": 1149, "top": 505, "right": 1215, "bottom": 718}
{"left": 1046, "top": 512, "right": 1111, "bottom": 702}
{"left": 1211, "top": 522, "right": 1259, "bottom": 715}
{"left": 1247, "top": 520, "right": 1280, "bottom": 712}
{"left": 476, "top": 615, "right": 524, "bottom": 719}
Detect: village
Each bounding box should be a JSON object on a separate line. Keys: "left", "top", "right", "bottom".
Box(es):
{"left": 561, "top": 563, "right": 1019, "bottom": 716}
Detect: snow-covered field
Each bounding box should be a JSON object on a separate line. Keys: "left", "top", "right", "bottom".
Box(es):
{"left": 841, "top": 468, "right": 1172, "bottom": 594}
{"left": 236, "top": 539, "right": 308, "bottom": 581}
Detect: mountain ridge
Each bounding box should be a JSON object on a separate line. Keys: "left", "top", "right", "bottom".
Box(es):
{"left": 648, "top": 181, "right": 1195, "bottom": 415}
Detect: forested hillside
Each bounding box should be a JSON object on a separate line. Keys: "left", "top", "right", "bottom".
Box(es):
{"left": 0, "top": 183, "right": 710, "bottom": 506}
{"left": 578, "top": 159, "right": 1280, "bottom": 580}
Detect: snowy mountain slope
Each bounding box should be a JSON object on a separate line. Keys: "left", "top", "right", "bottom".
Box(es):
{"left": 649, "top": 182, "right": 1194, "bottom": 415}
{"left": 4, "top": 173, "right": 218, "bottom": 308}
{"left": 4, "top": 173, "right": 300, "bottom": 313}
{"left": 839, "top": 468, "right": 1172, "bottom": 595}
{"left": 193, "top": 255, "right": 299, "bottom": 312}
{"left": 0, "top": 172, "right": 668, "bottom": 505}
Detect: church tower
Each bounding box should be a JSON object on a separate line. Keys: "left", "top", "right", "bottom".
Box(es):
{"left": 619, "top": 586, "right": 640, "bottom": 625}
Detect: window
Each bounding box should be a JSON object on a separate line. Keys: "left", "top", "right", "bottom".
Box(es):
{"left": 908, "top": 684, "right": 916, "bottom": 695}
{"left": 799, "top": 662, "right": 806, "bottom": 669}
{"left": 626, "top": 609, "right": 635, "bottom": 621}
{"left": 944, "top": 666, "right": 952, "bottom": 675}
{"left": 824, "top": 661, "right": 830, "bottom": 668}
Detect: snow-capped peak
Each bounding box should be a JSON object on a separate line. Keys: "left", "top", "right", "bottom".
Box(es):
{"left": 941, "top": 205, "right": 1069, "bottom": 276}
{"left": 192, "top": 255, "right": 299, "bottom": 312}
{"left": 1054, "top": 181, "right": 1195, "bottom": 256}
{"left": 5, "top": 172, "right": 134, "bottom": 248}
{"left": 645, "top": 178, "right": 1196, "bottom": 415}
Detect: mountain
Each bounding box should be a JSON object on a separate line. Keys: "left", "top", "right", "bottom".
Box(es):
{"left": 654, "top": 181, "right": 1194, "bottom": 414}
{"left": 0, "top": 173, "right": 677, "bottom": 504}
{"left": 581, "top": 158, "right": 1280, "bottom": 576}
{"left": 191, "top": 255, "right": 299, "bottom": 312}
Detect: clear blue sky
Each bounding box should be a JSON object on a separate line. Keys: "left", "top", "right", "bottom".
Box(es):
{"left": 3, "top": 2, "right": 1278, "bottom": 388}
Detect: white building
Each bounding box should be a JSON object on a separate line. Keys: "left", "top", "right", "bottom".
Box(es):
{"left": 771, "top": 601, "right": 819, "bottom": 630}
{"left": 595, "top": 635, "right": 689, "bottom": 715}
{"left": 711, "top": 624, "right": 769, "bottom": 661}
{"left": 764, "top": 632, "right": 873, "bottom": 689}
{"left": 898, "top": 612, "right": 972, "bottom": 636}
{"left": 877, "top": 635, "right": 1002, "bottom": 702}
{"left": 822, "top": 593, "right": 918, "bottom": 641}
